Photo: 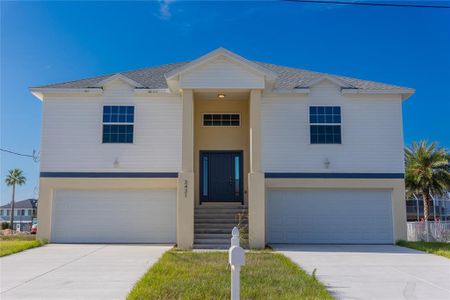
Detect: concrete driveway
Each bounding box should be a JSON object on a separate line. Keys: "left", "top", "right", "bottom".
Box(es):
{"left": 274, "top": 245, "right": 450, "bottom": 300}
{"left": 0, "top": 244, "right": 171, "bottom": 299}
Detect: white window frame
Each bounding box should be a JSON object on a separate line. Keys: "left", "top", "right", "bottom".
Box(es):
{"left": 307, "top": 105, "right": 343, "bottom": 145}
{"left": 101, "top": 105, "right": 135, "bottom": 144}
{"left": 201, "top": 113, "right": 241, "bottom": 128}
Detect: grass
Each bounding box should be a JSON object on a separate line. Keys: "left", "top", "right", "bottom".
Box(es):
{"left": 397, "top": 240, "right": 450, "bottom": 259}
{"left": 0, "top": 236, "right": 46, "bottom": 257}
{"left": 128, "top": 250, "right": 332, "bottom": 300}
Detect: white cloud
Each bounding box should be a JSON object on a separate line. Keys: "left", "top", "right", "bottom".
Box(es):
{"left": 158, "top": 0, "right": 175, "bottom": 20}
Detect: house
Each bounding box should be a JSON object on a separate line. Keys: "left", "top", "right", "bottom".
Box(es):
{"left": 30, "top": 48, "right": 414, "bottom": 248}
{"left": 0, "top": 199, "right": 38, "bottom": 232}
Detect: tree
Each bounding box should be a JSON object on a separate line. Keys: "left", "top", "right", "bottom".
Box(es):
{"left": 405, "top": 141, "right": 450, "bottom": 222}
{"left": 5, "top": 169, "right": 26, "bottom": 230}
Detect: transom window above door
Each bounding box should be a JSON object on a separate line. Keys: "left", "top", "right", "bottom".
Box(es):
{"left": 102, "top": 105, "right": 134, "bottom": 143}
{"left": 309, "top": 106, "right": 342, "bottom": 144}
{"left": 203, "top": 114, "right": 240, "bottom": 127}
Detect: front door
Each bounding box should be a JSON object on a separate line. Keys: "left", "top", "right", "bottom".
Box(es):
{"left": 200, "top": 151, "right": 243, "bottom": 203}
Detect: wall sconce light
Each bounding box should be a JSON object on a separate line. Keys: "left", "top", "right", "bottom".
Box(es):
{"left": 324, "top": 157, "right": 330, "bottom": 169}
{"left": 113, "top": 158, "right": 120, "bottom": 168}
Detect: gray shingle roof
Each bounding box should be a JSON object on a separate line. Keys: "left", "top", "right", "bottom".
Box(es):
{"left": 35, "top": 61, "right": 412, "bottom": 92}
{"left": 0, "top": 199, "right": 38, "bottom": 209}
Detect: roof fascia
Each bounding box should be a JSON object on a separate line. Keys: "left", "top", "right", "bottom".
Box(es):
{"left": 341, "top": 88, "right": 415, "bottom": 100}
{"left": 30, "top": 88, "right": 103, "bottom": 101}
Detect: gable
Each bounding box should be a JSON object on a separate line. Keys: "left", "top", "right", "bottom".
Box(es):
{"left": 178, "top": 55, "right": 265, "bottom": 89}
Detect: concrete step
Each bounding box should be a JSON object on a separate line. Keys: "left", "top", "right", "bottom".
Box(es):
{"left": 194, "top": 215, "right": 245, "bottom": 220}
{"left": 195, "top": 209, "right": 247, "bottom": 214}
{"left": 195, "top": 210, "right": 246, "bottom": 214}
{"left": 197, "top": 203, "right": 247, "bottom": 207}
{"left": 193, "top": 244, "right": 229, "bottom": 249}
{"left": 195, "top": 224, "right": 246, "bottom": 229}
{"left": 194, "top": 219, "right": 247, "bottom": 224}
{"left": 194, "top": 238, "right": 230, "bottom": 244}
{"left": 194, "top": 233, "right": 231, "bottom": 239}
{"left": 195, "top": 228, "right": 248, "bottom": 234}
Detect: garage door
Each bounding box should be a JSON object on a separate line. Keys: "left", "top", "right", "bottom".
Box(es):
{"left": 51, "top": 189, "right": 176, "bottom": 243}
{"left": 267, "top": 189, "right": 393, "bottom": 244}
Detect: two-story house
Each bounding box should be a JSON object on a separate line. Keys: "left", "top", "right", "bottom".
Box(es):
{"left": 31, "top": 48, "right": 414, "bottom": 248}
{"left": 0, "top": 199, "right": 38, "bottom": 232}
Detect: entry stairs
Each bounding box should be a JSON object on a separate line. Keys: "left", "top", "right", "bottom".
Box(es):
{"left": 193, "top": 203, "right": 248, "bottom": 249}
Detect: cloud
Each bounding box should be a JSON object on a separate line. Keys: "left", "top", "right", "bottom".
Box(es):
{"left": 158, "top": 0, "right": 175, "bottom": 20}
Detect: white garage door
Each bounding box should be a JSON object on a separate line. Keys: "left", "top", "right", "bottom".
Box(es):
{"left": 267, "top": 189, "right": 393, "bottom": 244}
{"left": 51, "top": 189, "right": 176, "bottom": 243}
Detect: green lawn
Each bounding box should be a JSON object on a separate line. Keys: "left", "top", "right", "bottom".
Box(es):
{"left": 128, "top": 250, "right": 332, "bottom": 300}
{"left": 397, "top": 241, "right": 450, "bottom": 259}
{"left": 0, "top": 237, "right": 46, "bottom": 257}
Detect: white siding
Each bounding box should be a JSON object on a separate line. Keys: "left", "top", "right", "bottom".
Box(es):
{"left": 262, "top": 81, "right": 404, "bottom": 173}
{"left": 40, "top": 80, "right": 182, "bottom": 172}
{"left": 179, "top": 57, "right": 264, "bottom": 89}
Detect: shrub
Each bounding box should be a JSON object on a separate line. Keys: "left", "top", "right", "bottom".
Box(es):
{"left": 1, "top": 222, "right": 9, "bottom": 230}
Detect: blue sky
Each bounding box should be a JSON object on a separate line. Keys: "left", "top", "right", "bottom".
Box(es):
{"left": 1, "top": 1, "right": 449, "bottom": 204}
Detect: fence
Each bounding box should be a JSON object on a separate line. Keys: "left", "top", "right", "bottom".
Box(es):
{"left": 407, "top": 221, "right": 450, "bottom": 242}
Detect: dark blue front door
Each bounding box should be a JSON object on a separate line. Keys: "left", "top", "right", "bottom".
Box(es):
{"left": 200, "top": 151, "right": 243, "bottom": 203}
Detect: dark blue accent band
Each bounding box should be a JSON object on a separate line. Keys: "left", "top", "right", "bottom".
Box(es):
{"left": 40, "top": 172, "right": 178, "bottom": 178}
{"left": 265, "top": 173, "right": 404, "bottom": 179}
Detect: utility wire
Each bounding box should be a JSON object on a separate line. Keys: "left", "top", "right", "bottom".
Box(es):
{"left": 1, "top": 148, "right": 40, "bottom": 162}
{"left": 282, "top": 0, "right": 450, "bottom": 9}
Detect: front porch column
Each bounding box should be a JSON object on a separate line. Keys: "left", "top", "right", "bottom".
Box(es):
{"left": 248, "top": 89, "right": 265, "bottom": 249}
{"left": 177, "top": 89, "right": 194, "bottom": 249}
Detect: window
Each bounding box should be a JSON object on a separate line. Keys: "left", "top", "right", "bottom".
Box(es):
{"left": 309, "top": 106, "right": 342, "bottom": 144}
{"left": 28, "top": 209, "right": 32, "bottom": 216}
{"left": 102, "top": 106, "right": 134, "bottom": 143}
{"left": 203, "top": 114, "right": 240, "bottom": 126}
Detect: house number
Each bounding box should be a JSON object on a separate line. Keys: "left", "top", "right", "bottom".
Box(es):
{"left": 184, "top": 180, "right": 188, "bottom": 197}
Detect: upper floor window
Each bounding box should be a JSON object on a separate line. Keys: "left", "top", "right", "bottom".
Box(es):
{"left": 102, "top": 106, "right": 134, "bottom": 143}
{"left": 309, "top": 106, "right": 342, "bottom": 144}
{"left": 203, "top": 114, "right": 240, "bottom": 127}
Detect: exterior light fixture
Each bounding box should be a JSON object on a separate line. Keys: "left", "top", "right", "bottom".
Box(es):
{"left": 324, "top": 157, "right": 330, "bottom": 169}
{"left": 113, "top": 158, "right": 120, "bottom": 168}
{"left": 218, "top": 93, "right": 226, "bottom": 99}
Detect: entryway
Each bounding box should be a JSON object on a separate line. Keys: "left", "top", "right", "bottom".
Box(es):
{"left": 200, "top": 151, "right": 243, "bottom": 203}
{"left": 195, "top": 151, "right": 247, "bottom": 248}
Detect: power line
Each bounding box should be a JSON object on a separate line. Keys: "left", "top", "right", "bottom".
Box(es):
{"left": 1, "top": 148, "right": 40, "bottom": 162}
{"left": 282, "top": 0, "right": 450, "bottom": 9}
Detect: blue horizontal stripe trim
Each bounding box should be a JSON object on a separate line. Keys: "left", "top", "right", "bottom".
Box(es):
{"left": 40, "top": 172, "right": 178, "bottom": 178}
{"left": 265, "top": 173, "right": 404, "bottom": 179}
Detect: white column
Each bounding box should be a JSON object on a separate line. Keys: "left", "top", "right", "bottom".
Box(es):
{"left": 248, "top": 89, "right": 265, "bottom": 249}
{"left": 177, "top": 89, "right": 194, "bottom": 249}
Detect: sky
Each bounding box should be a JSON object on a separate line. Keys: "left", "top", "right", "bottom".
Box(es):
{"left": 1, "top": 1, "right": 449, "bottom": 204}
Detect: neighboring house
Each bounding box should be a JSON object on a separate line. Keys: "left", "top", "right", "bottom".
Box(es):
{"left": 30, "top": 48, "right": 414, "bottom": 248}
{"left": 0, "top": 199, "right": 38, "bottom": 232}
{"left": 406, "top": 192, "right": 450, "bottom": 221}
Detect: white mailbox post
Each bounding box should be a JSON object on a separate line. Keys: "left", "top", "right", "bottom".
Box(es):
{"left": 229, "top": 227, "right": 245, "bottom": 300}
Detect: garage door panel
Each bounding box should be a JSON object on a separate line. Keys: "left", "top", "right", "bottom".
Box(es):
{"left": 267, "top": 189, "right": 393, "bottom": 244}
{"left": 51, "top": 189, "right": 176, "bottom": 243}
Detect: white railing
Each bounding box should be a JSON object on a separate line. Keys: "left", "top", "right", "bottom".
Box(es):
{"left": 407, "top": 221, "right": 450, "bottom": 242}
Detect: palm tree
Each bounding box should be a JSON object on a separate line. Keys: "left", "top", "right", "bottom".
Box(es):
{"left": 5, "top": 169, "right": 26, "bottom": 231}
{"left": 405, "top": 141, "right": 450, "bottom": 222}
